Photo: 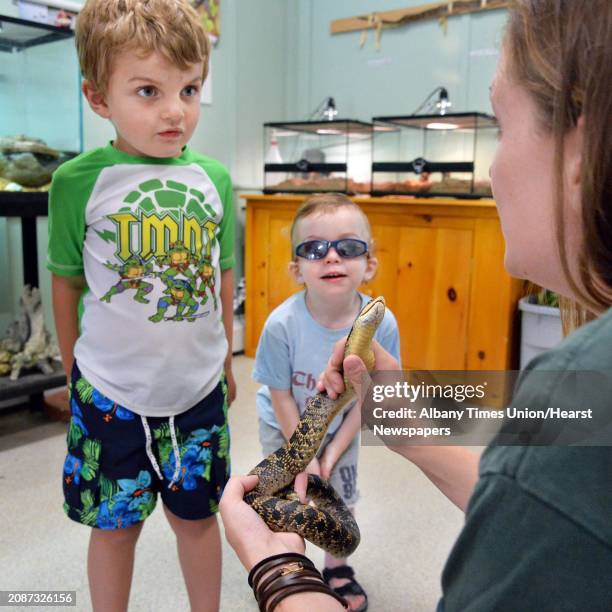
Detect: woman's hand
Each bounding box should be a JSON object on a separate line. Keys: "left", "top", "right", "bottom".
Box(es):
{"left": 316, "top": 338, "right": 401, "bottom": 399}
{"left": 219, "top": 475, "right": 305, "bottom": 571}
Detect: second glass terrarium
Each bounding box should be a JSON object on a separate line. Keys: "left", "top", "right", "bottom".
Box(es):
{"left": 263, "top": 120, "right": 372, "bottom": 194}
{"left": 371, "top": 112, "right": 498, "bottom": 198}
{"left": 0, "top": 14, "right": 83, "bottom": 192}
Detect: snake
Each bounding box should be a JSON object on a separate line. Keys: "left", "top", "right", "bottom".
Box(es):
{"left": 245, "top": 296, "right": 385, "bottom": 557}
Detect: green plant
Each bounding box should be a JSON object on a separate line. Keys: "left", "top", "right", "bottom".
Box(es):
{"left": 524, "top": 282, "right": 560, "bottom": 308}
{"left": 530, "top": 288, "right": 559, "bottom": 308}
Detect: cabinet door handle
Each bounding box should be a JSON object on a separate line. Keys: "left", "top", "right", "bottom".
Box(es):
{"left": 447, "top": 287, "right": 457, "bottom": 302}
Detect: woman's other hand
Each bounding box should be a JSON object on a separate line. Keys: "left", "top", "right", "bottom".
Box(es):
{"left": 219, "top": 474, "right": 305, "bottom": 571}
{"left": 316, "top": 338, "right": 401, "bottom": 399}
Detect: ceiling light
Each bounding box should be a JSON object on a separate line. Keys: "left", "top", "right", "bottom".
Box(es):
{"left": 426, "top": 122, "right": 459, "bottom": 130}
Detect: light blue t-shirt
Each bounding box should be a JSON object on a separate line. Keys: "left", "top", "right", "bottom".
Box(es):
{"left": 253, "top": 291, "right": 401, "bottom": 435}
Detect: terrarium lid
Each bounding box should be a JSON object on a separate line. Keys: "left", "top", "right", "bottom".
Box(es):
{"left": 264, "top": 119, "right": 373, "bottom": 135}
{"left": 372, "top": 112, "right": 497, "bottom": 130}
{"left": 0, "top": 14, "right": 73, "bottom": 53}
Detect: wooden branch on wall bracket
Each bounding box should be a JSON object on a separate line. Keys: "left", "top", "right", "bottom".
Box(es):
{"left": 331, "top": 0, "right": 511, "bottom": 49}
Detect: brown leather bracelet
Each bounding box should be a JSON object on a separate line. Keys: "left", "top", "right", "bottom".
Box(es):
{"left": 248, "top": 552, "right": 348, "bottom": 612}
{"left": 266, "top": 581, "right": 349, "bottom": 612}
{"left": 256, "top": 565, "right": 322, "bottom": 605}
{"left": 257, "top": 569, "right": 348, "bottom": 611}
{"left": 253, "top": 560, "right": 317, "bottom": 599}
{"left": 249, "top": 553, "right": 315, "bottom": 589}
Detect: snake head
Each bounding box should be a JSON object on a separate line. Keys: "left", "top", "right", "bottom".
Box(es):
{"left": 344, "top": 296, "right": 386, "bottom": 373}
{"left": 357, "top": 295, "right": 385, "bottom": 326}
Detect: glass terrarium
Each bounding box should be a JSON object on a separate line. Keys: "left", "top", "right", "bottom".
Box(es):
{"left": 0, "top": 15, "right": 83, "bottom": 344}
{"left": 371, "top": 113, "right": 497, "bottom": 198}
{"left": 263, "top": 120, "right": 372, "bottom": 195}
{"left": 0, "top": 14, "right": 83, "bottom": 192}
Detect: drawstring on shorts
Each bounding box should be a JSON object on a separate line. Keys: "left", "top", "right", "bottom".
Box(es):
{"left": 141, "top": 415, "right": 182, "bottom": 489}
{"left": 168, "top": 416, "right": 181, "bottom": 487}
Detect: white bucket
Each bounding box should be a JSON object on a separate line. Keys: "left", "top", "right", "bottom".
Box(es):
{"left": 518, "top": 296, "right": 562, "bottom": 368}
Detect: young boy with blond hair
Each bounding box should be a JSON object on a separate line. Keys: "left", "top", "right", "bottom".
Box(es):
{"left": 47, "top": 1, "right": 235, "bottom": 609}
{"left": 252, "top": 193, "right": 401, "bottom": 612}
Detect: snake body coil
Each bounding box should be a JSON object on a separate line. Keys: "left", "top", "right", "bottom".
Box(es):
{"left": 245, "top": 297, "right": 385, "bottom": 557}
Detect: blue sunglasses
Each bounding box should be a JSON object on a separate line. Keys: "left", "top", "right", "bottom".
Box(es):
{"left": 295, "top": 238, "right": 369, "bottom": 260}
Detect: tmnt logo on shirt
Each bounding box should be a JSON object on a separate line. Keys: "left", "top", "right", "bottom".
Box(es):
{"left": 98, "top": 178, "right": 220, "bottom": 322}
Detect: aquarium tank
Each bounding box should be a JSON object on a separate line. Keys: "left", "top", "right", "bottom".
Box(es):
{"left": 0, "top": 14, "right": 83, "bottom": 339}
{"left": 263, "top": 120, "right": 372, "bottom": 195}
{"left": 0, "top": 14, "right": 83, "bottom": 192}
{"left": 371, "top": 112, "right": 497, "bottom": 198}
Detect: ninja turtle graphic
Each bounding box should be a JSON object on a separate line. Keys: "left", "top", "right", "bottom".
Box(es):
{"left": 100, "top": 256, "right": 154, "bottom": 304}
{"left": 193, "top": 254, "right": 218, "bottom": 310}
{"left": 149, "top": 277, "right": 201, "bottom": 322}
{"left": 148, "top": 241, "right": 200, "bottom": 322}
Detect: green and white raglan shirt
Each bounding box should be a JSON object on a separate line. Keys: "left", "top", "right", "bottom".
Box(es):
{"left": 47, "top": 144, "right": 235, "bottom": 417}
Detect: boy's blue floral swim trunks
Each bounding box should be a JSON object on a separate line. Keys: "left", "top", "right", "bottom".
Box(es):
{"left": 63, "top": 362, "right": 230, "bottom": 529}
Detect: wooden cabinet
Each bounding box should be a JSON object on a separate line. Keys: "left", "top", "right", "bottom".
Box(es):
{"left": 243, "top": 194, "right": 522, "bottom": 371}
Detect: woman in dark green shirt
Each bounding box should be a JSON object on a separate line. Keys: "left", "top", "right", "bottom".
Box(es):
{"left": 220, "top": 0, "right": 612, "bottom": 610}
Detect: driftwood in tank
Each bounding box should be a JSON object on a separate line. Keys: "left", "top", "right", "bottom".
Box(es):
{"left": 0, "top": 285, "right": 61, "bottom": 380}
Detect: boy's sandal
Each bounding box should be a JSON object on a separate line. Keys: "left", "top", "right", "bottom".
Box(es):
{"left": 322, "top": 565, "right": 368, "bottom": 612}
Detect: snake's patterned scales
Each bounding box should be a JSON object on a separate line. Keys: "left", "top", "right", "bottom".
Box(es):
{"left": 245, "top": 297, "right": 385, "bottom": 557}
